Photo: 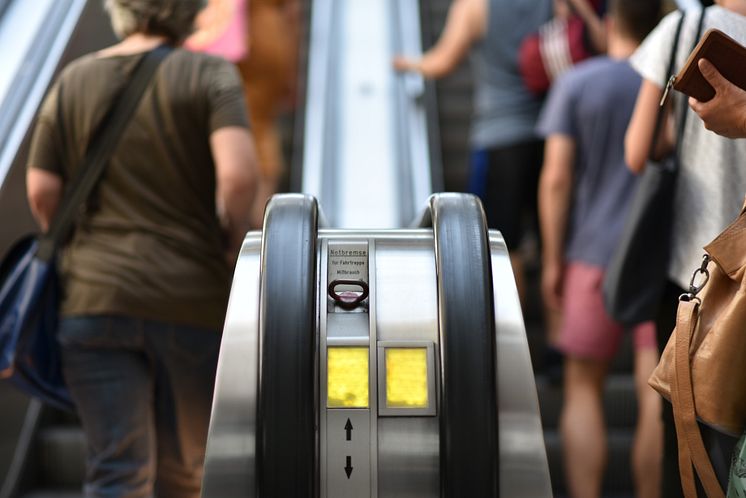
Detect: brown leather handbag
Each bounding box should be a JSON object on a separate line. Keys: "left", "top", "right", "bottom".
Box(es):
{"left": 649, "top": 207, "right": 746, "bottom": 498}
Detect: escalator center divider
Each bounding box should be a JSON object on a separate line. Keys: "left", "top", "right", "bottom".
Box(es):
{"left": 256, "top": 194, "right": 318, "bottom": 497}
{"left": 424, "top": 193, "right": 499, "bottom": 496}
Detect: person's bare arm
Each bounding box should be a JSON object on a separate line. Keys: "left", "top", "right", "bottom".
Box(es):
{"left": 392, "top": 0, "right": 485, "bottom": 79}
{"left": 625, "top": 79, "right": 673, "bottom": 173}
{"left": 566, "top": 0, "right": 607, "bottom": 53}
{"left": 212, "top": 126, "right": 259, "bottom": 262}
{"left": 538, "top": 135, "right": 576, "bottom": 311}
{"left": 689, "top": 59, "right": 746, "bottom": 139}
{"left": 26, "top": 168, "right": 63, "bottom": 232}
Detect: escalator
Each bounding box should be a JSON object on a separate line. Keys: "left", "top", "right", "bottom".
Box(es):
{"left": 201, "top": 0, "right": 550, "bottom": 496}
{"left": 1, "top": 0, "right": 552, "bottom": 496}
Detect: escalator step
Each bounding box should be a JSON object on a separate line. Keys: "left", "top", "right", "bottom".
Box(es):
{"left": 545, "top": 428, "right": 635, "bottom": 494}
{"left": 21, "top": 491, "right": 82, "bottom": 498}
{"left": 536, "top": 373, "right": 638, "bottom": 430}
{"left": 37, "top": 427, "right": 85, "bottom": 487}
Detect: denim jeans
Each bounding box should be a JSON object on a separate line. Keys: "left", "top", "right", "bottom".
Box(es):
{"left": 58, "top": 315, "right": 221, "bottom": 498}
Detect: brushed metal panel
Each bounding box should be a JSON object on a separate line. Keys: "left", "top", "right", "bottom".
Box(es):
{"left": 375, "top": 238, "right": 439, "bottom": 497}
{"left": 490, "top": 231, "right": 553, "bottom": 498}
{"left": 201, "top": 233, "right": 262, "bottom": 498}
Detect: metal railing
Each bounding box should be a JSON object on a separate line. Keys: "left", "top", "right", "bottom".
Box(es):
{"left": 300, "top": 0, "right": 439, "bottom": 228}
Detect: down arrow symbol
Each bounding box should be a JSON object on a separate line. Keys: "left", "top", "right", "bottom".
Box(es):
{"left": 345, "top": 456, "right": 353, "bottom": 479}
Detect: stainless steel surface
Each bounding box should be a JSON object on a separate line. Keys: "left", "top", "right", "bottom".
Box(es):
{"left": 327, "top": 410, "right": 371, "bottom": 498}
{"left": 0, "top": 0, "right": 115, "bottom": 254}
{"left": 201, "top": 233, "right": 262, "bottom": 498}
{"left": 301, "top": 0, "right": 432, "bottom": 228}
{"left": 490, "top": 232, "right": 553, "bottom": 498}
{"left": 0, "top": 0, "right": 83, "bottom": 177}
{"left": 374, "top": 236, "right": 438, "bottom": 342}
{"left": 203, "top": 228, "right": 551, "bottom": 497}
{"left": 373, "top": 235, "right": 440, "bottom": 497}
{"left": 320, "top": 236, "right": 378, "bottom": 498}
{"left": 0, "top": 0, "right": 101, "bottom": 181}
{"left": 377, "top": 418, "right": 440, "bottom": 497}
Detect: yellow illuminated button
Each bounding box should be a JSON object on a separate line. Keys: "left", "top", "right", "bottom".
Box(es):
{"left": 327, "top": 347, "right": 369, "bottom": 408}
{"left": 385, "top": 348, "right": 429, "bottom": 409}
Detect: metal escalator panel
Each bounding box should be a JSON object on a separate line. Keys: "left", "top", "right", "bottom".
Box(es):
{"left": 301, "top": 0, "right": 434, "bottom": 228}
{"left": 490, "top": 232, "right": 553, "bottom": 497}
{"left": 0, "top": 0, "right": 115, "bottom": 256}
{"left": 0, "top": 0, "right": 87, "bottom": 183}
{"left": 203, "top": 194, "right": 553, "bottom": 497}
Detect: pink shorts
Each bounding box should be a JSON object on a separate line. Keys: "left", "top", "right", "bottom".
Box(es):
{"left": 557, "top": 262, "right": 657, "bottom": 361}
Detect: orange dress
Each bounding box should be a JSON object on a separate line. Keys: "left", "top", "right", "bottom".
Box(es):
{"left": 238, "top": 0, "right": 300, "bottom": 189}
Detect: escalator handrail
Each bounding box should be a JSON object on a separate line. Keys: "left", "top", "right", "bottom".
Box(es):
{"left": 256, "top": 194, "right": 318, "bottom": 497}
{"left": 419, "top": 193, "right": 499, "bottom": 496}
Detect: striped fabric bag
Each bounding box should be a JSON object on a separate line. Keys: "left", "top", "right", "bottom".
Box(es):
{"left": 518, "top": 16, "right": 592, "bottom": 96}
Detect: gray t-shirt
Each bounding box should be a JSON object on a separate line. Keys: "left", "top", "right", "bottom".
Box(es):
{"left": 470, "top": 0, "right": 552, "bottom": 149}
{"left": 631, "top": 6, "right": 746, "bottom": 290}
{"left": 537, "top": 57, "right": 642, "bottom": 268}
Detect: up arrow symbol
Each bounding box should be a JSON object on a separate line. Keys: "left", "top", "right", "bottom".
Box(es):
{"left": 345, "top": 418, "right": 353, "bottom": 441}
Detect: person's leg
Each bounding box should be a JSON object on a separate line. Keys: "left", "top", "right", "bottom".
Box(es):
{"left": 147, "top": 321, "right": 221, "bottom": 498}
{"left": 631, "top": 322, "right": 662, "bottom": 498}
{"left": 58, "top": 316, "right": 155, "bottom": 498}
{"left": 561, "top": 357, "right": 610, "bottom": 498}
{"left": 556, "top": 263, "right": 623, "bottom": 498}
{"left": 484, "top": 140, "right": 544, "bottom": 305}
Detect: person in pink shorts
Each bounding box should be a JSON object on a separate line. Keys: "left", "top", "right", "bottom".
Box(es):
{"left": 558, "top": 263, "right": 657, "bottom": 361}
{"left": 537, "top": 1, "right": 663, "bottom": 497}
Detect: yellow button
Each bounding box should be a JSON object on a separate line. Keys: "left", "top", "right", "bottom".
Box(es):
{"left": 327, "top": 347, "right": 369, "bottom": 408}
{"left": 385, "top": 348, "right": 429, "bottom": 409}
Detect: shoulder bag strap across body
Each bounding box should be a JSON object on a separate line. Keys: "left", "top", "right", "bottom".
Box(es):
{"left": 36, "top": 45, "right": 172, "bottom": 262}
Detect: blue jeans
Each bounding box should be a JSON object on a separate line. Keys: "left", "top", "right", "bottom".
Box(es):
{"left": 58, "top": 316, "right": 221, "bottom": 498}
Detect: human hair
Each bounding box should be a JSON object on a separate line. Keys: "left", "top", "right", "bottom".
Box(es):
{"left": 610, "top": 0, "right": 663, "bottom": 43}
{"left": 104, "top": 0, "right": 206, "bottom": 43}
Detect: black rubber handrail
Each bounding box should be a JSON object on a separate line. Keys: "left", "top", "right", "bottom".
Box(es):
{"left": 419, "top": 193, "right": 499, "bottom": 497}
{"left": 256, "top": 194, "right": 318, "bottom": 497}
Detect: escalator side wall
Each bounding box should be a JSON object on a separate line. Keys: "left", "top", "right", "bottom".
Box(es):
{"left": 489, "top": 231, "right": 553, "bottom": 497}
{"left": 201, "top": 233, "right": 262, "bottom": 498}
{"left": 0, "top": 0, "right": 115, "bottom": 256}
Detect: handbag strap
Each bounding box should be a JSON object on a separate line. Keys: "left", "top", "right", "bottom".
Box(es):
{"left": 36, "top": 45, "right": 172, "bottom": 262}
{"left": 648, "top": 9, "right": 706, "bottom": 163}
{"left": 647, "top": 12, "right": 685, "bottom": 162}
{"left": 672, "top": 299, "right": 725, "bottom": 498}
{"left": 672, "top": 9, "right": 707, "bottom": 159}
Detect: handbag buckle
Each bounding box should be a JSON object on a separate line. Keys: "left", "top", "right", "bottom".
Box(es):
{"left": 685, "top": 255, "right": 711, "bottom": 299}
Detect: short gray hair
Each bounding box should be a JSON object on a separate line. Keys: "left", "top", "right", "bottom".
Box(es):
{"left": 104, "top": 0, "right": 207, "bottom": 43}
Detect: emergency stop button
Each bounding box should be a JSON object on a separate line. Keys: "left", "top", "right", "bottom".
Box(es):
{"left": 327, "top": 241, "right": 369, "bottom": 312}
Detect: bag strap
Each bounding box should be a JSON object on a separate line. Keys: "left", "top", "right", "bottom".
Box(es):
{"left": 672, "top": 299, "right": 725, "bottom": 498}
{"left": 648, "top": 9, "right": 706, "bottom": 163}
{"left": 672, "top": 9, "right": 707, "bottom": 159}
{"left": 647, "top": 12, "right": 685, "bottom": 162}
{"left": 36, "top": 45, "right": 172, "bottom": 262}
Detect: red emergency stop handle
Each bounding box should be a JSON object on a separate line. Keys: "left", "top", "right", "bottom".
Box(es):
{"left": 328, "top": 279, "right": 369, "bottom": 309}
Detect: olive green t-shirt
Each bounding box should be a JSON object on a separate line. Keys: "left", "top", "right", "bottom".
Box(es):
{"left": 28, "top": 48, "right": 249, "bottom": 331}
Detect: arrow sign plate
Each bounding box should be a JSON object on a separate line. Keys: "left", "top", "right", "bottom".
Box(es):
{"left": 327, "top": 410, "right": 370, "bottom": 497}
